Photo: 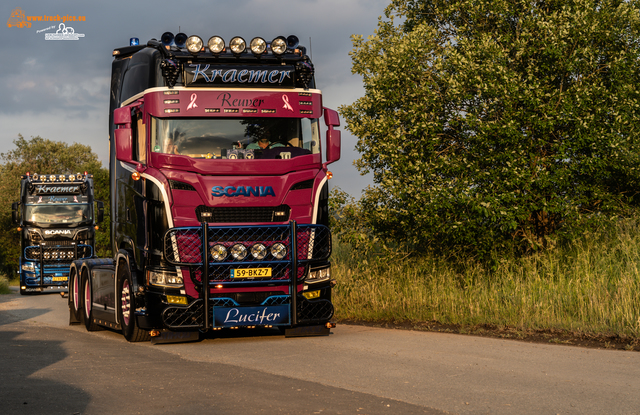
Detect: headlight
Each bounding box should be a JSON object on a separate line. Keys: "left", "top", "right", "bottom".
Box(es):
{"left": 148, "top": 270, "right": 183, "bottom": 287}
{"left": 208, "top": 36, "right": 225, "bottom": 54}
{"left": 186, "top": 35, "right": 203, "bottom": 54}
{"left": 231, "top": 244, "right": 248, "bottom": 260}
{"left": 250, "top": 37, "right": 267, "bottom": 55}
{"left": 229, "top": 37, "right": 246, "bottom": 55}
{"left": 271, "top": 36, "right": 287, "bottom": 55}
{"left": 210, "top": 244, "right": 228, "bottom": 261}
{"left": 270, "top": 243, "right": 287, "bottom": 259}
{"left": 22, "top": 263, "right": 35, "bottom": 272}
{"left": 251, "top": 243, "right": 267, "bottom": 260}
{"left": 308, "top": 267, "right": 331, "bottom": 281}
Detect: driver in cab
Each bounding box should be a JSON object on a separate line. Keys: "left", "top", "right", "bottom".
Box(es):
{"left": 163, "top": 138, "right": 180, "bottom": 154}
{"left": 246, "top": 137, "right": 285, "bottom": 150}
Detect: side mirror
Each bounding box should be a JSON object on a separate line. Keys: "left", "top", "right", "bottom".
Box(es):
{"left": 11, "top": 202, "right": 19, "bottom": 224}
{"left": 323, "top": 107, "right": 341, "bottom": 127}
{"left": 114, "top": 106, "right": 132, "bottom": 126}
{"left": 115, "top": 128, "right": 134, "bottom": 163}
{"left": 323, "top": 107, "right": 341, "bottom": 165}
{"left": 96, "top": 201, "right": 104, "bottom": 224}
{"left": 326, "top": 130, "right": 341, "bottom": 164}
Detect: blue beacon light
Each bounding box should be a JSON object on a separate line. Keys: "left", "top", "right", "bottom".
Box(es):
{"left": 130, "top": 38, "right": 139, "bottom": 46}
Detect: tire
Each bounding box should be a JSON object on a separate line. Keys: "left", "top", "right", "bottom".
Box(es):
{"left": 118, "top": 264, "right": 150, "bottom": 342}
{"left": 69, "top": 268, "right": 83, "bottom": 323}
{"left": 81, "top": 270, "right": 103, "bottom": 331}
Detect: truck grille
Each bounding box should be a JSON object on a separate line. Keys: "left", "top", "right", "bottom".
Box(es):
{"left": 195, "top": 205, "right": 291, "bottom": 223}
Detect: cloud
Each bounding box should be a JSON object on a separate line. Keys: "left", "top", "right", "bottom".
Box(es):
{"left": 0, "top": 0, "right": 386, "bottom": 195}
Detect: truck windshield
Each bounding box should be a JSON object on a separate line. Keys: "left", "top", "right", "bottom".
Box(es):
{"left": 150, "top": 117, "right": 320, "bottom": 159}
{"left": 25, "top": 204, "right": 92, "bottom": 225}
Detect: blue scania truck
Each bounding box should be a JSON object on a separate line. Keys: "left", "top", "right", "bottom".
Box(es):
{"left": 12, "top": 173, "right": 103, "bottom": 294}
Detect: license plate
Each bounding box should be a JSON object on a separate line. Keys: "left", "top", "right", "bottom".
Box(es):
{"left": 52, "top": 277, "right": 68, "bottom": 282}
{"left": 231, "top": 268, "right": 272, "bottom": 279}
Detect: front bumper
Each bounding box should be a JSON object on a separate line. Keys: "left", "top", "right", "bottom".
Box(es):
{"left": 142, "top": 222, "right": 334, "bottom": 331}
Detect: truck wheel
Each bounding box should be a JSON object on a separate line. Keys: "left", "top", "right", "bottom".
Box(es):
{"left": 81, "top": 270, "right": 103, "bottom": 331}
{"left": 118, "top": 266, "right": 150, "bottom": 342}
{"left": 69, "top": 269, "right": 83, "bottom": 323}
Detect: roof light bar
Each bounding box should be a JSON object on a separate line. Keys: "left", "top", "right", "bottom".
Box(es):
{"left": 152, "top": 33, "right": 301, "bottom": 56}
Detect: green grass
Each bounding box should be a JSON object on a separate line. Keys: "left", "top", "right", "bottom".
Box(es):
{"left": 0, "top": 276, "right": 11, "bottom": 295}
{"left": 331, "top": 220, "right": 640, "bottom": 339}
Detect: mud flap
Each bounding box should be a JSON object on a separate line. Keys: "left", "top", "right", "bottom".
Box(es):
{"left": 69, "top": 305, "right": 81, "bottom": 325}
{"left": 284, "top": 325, "right": 331, "bottom": 338}
{"left": 151, "top": 330, "right": 200, "bottom": 345}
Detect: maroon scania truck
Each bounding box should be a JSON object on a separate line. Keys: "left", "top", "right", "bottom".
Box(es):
{"left": 68, "top": 32, "right": 341, "bottom": 342}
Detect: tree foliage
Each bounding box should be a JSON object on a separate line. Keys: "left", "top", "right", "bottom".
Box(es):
{"left": 340, "top": 0, "right": 640, "bottom": 255}
{"left": 0, "top": 135, "right": 110, "bottom": 276}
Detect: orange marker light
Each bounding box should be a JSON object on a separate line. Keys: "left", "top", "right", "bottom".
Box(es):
{"left": 327, "top": 171, "right": 333, "bottom": 180}
{"left": 132, "top": 171, "right": 141, "bottom": 181}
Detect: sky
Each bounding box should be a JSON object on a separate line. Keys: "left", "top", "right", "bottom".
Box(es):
{"left": 1, "top": 0, "right": 388, "bottom": 197}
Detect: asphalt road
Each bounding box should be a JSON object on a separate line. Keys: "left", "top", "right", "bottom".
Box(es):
{"left": 1, "top": 290, "right": 639, "bottom": 415}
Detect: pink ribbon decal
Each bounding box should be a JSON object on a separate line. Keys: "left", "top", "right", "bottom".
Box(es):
{"left": 187, "top": 93, "right": 198, "bottom": 110}
{"left": 282, "top": 95, "right": 293, "bottom": 111}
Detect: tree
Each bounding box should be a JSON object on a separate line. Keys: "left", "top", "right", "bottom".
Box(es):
{"left": 0, "top": 135, "right": 110, "bottom": 276}
{"left": 340, "top": 0, "right": 640, "bottom": 255}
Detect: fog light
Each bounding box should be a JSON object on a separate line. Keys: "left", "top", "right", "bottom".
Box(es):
{"left": 251, "top": 243, "right": 267, "bottom": 260}
{"left": 302, "top": 290, "right": 320, "bottom": 300}
{"left": 211, "top": 244, "right": 228, "bottom": 261}
{"left": 166, "top": 295, "right": 188, "bottom": 305}
{"left": 271, "top": 243, "right": 287, "bottom": 259}
{"left": 231, "top": 244, "right": 248, "bottom": 261}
